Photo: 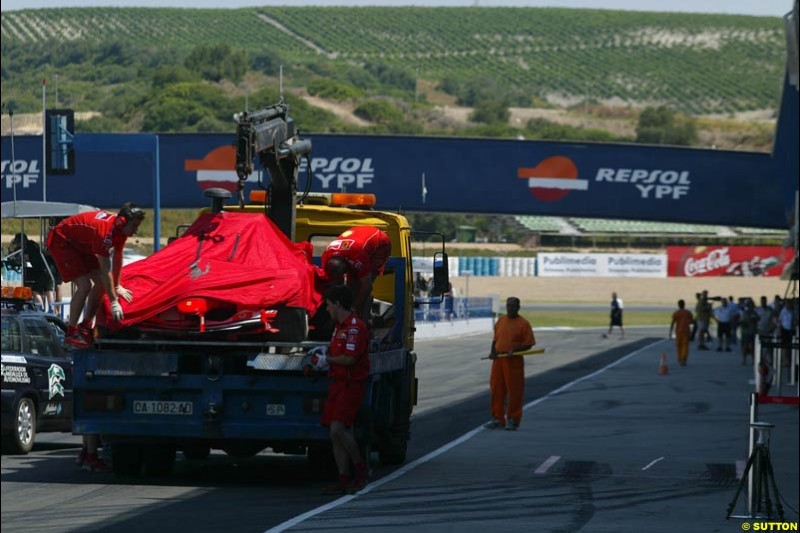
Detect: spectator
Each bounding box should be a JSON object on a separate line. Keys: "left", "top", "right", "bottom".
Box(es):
{"left": 690, "top": 292, "right": 701, "bottom": 341}
{"left": 695, "top": 292, "right": 712, "bottom": 350}
{"left": 755, "top": 295, "right": 776, "bottom": 364}
{"left": 740, "top": 298, "right": 759, "bottom": 366}
{"left": 713, "top": 297, "right": 734, "bottom": 352}
{"left": 484, "top": 297, "right": 535, "bottom": 431}
{"left": 322, "top": 226, "right": 391, "bottom": 321}
{"left": 47, "top": 203, "right": 144, "bottom": 348}
{"left": 319, "top": 285, "right": 371, "bottom": 495}
{"left": 602, "top": 292, "right": 624, "bottom": 339}
{"left": 669, "top": 299, "right": 694, "bottom": 366}
{"left": 728, "top": 296, "right": 740, "bottom": 346}
{"left": 778, "top": 298, "right": 796, "bottom": 367}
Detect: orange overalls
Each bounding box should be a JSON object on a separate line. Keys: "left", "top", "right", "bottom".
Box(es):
{"left": 672, "top": 308, "right": 694, "bottom": 365}
{"left": 490, "top": 315, "right": 535, "bottom": 426}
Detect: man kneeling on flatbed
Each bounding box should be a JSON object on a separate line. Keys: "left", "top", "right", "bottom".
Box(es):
{"left": 319, "top": 285, "right": 371, "bottom": 495}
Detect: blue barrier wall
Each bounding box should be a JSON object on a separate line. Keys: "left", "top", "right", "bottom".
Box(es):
{"left": 1, "top": 131, "right": 788, "bottom": 228}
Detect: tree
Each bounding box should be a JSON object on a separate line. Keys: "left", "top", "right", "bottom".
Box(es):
{"left": 469, "top": 98, "right": 510, "bottom": 124}
{"left": 185, "top": 44, "right": 247, "bottom": 83}
{"left": 635, "top": 106, "right": 698, "bottom": 146}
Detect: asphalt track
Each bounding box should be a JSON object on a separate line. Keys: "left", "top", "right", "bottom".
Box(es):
{"left": 2, "top": 327, "right": 797, "bottom": 532}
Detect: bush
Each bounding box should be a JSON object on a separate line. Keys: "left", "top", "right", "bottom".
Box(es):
{"left": 354, "top": 99, "right": 404, "bottom": 124}
{"left": 635, "top": 106, "right": 698, "bottom": 146}
{"left": 307, "top": 78, "right": 363, "bottom": 101}
{"left": 470, "top": 99, "right": 510, "bottom": 124}
{"left": 184, "top": 44, "right": 248, "bottom": 83}
{"left": 152, "top": 66, "right": 200, "bottom": 89}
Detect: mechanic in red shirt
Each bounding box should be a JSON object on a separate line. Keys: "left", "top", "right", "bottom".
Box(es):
{"left": 321, "top": 226, "right": 391, "bottom": 320}
{"left": 320, "top": 285, "right": 371, "bottom": 495}
{"left": 47, "top": 202, "right": 145, "bottom": 348}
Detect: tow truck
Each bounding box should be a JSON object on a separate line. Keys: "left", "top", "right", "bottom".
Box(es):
{"left": 71, "top": 102, "right": 448, "bottom": 476}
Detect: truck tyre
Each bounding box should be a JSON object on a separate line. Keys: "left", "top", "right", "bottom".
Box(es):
{"left": 182, "top": 444, "right": 211, "bottom": 461}
{"left": 112, "top": 442, "right": 143, "bottom": 476}
{"left": 354, "top": 406, "right": 373, "bottom": 465}
{"left": 378, "top": 380, "right": 411, "bottom": 465}
{"left": 5, "top": 397, "right": 36, "bottom": 455}
{"left": 142, "top": 444, "right": 176, "bottom": 477}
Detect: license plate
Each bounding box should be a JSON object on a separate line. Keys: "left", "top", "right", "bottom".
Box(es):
{"left": 266, "top": 404, "right": 286, "bottom": 416}
{"left": 133, "top": 401, "right": 193, "bottom": 415}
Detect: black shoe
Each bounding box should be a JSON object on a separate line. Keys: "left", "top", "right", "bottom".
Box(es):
{"left": 725, "top": 347, "right": 732, "bottom": 352}
{"left": 716, "top": 347, "right": 722, "bottom": 352}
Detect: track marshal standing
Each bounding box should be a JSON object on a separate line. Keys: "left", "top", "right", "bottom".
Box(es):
{"left": 484, "top": 297, "right": 535, "bottom": 431}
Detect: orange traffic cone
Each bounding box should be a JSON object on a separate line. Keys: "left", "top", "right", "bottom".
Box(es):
{"left": 658, "top": 353, "right": 669, "bottom": 375}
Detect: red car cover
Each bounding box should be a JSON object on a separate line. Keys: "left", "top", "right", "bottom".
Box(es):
{"left": 97, "top": 212, "right": 321, "bottom": 331}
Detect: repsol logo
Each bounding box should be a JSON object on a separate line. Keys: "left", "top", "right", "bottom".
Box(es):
{"left": 595, "top": 168, "right": 691, "bottom": 200}
{"left": 1, "top": 160, "right": 40, "bottom": 188}
{"left": 300, "top": 157, "right": 375, "bottom": 190}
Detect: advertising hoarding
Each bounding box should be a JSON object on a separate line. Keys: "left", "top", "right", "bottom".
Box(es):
{"left": 666, "top": 246, "right": 794, "bottom": 277}
{"left": 537, "top": 253, "right": 667, "bottom": 277}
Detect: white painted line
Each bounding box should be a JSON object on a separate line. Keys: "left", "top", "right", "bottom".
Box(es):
{"left": 534, "top": 455, "right": 561, "bottom": 474}
{"left": 641, "top": 457, "right": 665, "bottom": 471}
{"left": 736, "top": 460, "right": 746, "bottom": 479}
{"left": 263, "top": 338, "right": 665, "bottom": 533}
{"left": 527, "top": 178, "right": 589, "bottom": 190}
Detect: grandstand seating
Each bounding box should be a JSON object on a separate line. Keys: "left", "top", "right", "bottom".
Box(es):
{"left": 733, "top": 227, "right": 787, "bottom": 235}
{"left": 513, "top": 216, "right": 786, "bottom": 237}
{"left": 569, "top": 218, "right": 724, "bottom": 234}
{"left": 515, "top": 216, "right": 564, "bottom": 232}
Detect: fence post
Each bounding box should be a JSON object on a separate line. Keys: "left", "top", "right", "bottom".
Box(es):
{"left": 747, "top": 391, "right": 758, "bottom": 516}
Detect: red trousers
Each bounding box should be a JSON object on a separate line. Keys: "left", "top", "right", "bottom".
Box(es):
{"left": 490, "top": 357, "right": 524, "bottom": 425}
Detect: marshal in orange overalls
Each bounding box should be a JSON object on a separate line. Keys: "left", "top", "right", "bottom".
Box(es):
{"left": 490, "top": 313, "right": 535, "bottom": 427}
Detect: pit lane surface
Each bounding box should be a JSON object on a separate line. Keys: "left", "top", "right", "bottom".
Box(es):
{"left": 4, "top": 328, "right": 796, "bottom": 532}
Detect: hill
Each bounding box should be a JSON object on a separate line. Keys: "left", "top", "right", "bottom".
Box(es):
{"left": 0, "top": 6, "right": 786, "bottom": 148}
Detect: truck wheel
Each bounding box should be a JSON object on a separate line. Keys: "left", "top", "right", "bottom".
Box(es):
{"left": 5, "top": 398, "right": 36, "bottom": 455}
{"left": 182, "top": 444, "right": 211, "bottom": 461}
{"left": 378, "top": 437, "right": 407, "bottom": 465}
{"left": 142, "top": 445, "right": 176, "bottom": 477}
{"left": 378, "top": 380, "right": 411, "bottom": 465}
{"left": 112, "top": 443, "right": 143, "bottom": 476}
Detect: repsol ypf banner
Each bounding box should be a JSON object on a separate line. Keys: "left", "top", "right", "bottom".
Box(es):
{"left": 667, "top": 246, "right": 795, "bottom": 277}
{"left": 537, "top": 253, "right": 667, "bottom": 277}
{"left": 0, "top": 133, "right": 787, "bottom": 228}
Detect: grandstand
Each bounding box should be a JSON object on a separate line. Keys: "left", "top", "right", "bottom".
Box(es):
{"left": 513, "top": 215, "right": 787, "bottom": 245}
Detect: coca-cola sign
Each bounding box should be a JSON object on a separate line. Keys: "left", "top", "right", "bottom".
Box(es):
{"left": 667, "top": 246, "right": 794, "bottom": 277}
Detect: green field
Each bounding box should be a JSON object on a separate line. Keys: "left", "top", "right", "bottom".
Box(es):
{"left": 0, "top": 6, "right": 786, "bottom": 115}
{"left": 521, "top": 310, "right": 672, "bottom": 328}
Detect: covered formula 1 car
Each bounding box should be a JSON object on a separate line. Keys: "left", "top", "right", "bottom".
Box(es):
{"left": 96, "top": 211, "right": 322, "bottom": 341}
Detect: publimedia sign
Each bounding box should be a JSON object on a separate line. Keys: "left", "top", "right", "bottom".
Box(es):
{"left": 667, "top": 246, "right": 794, "bottom": 277}
{"left": 537, "top": 253, "right": 667, "bottom": 277}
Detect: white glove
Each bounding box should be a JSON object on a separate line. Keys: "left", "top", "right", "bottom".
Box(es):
{"left": 116, "top": 285, "right": 134, "bottom": 302}
{"left": 110, "top": 300, "right": 124, "bottom": 321}
{"left": 308, "top": 345, "right": 329, "bottom": 371}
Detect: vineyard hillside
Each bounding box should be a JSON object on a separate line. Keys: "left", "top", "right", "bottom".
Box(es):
{"left": 0, "top": 5, "right": 789, "bottom": 154}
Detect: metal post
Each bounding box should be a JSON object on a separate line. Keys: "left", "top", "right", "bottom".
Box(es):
{"left": 10, "top": 109, "right": 17, "bottom": 204}
{"left": 754, "top": 335, "right": 760, "bottom": 393}
{"left": 747, "top": 392, "right": 759, "bottom": 516}
{"left": 153, "top": 135, "right": 161, "bottom": 252}
{"left": 42, "top": 79, "right": 47, "bottom": 202}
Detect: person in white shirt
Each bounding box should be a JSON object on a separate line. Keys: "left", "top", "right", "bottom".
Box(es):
{"left": 713, "top": 297, "right": 734, "bottom": 352}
